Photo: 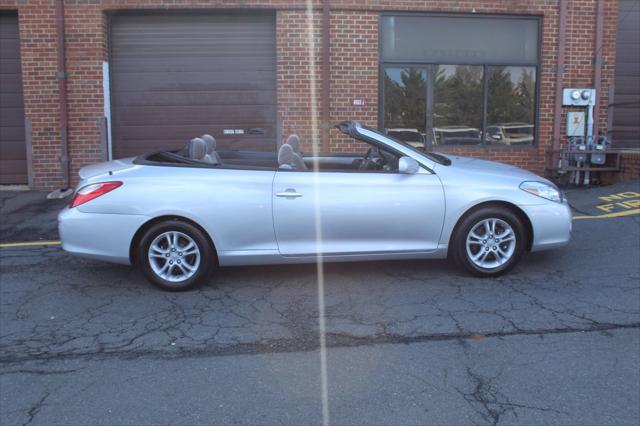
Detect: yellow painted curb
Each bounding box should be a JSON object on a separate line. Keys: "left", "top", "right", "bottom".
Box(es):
{"left": 0, "top": 241, "right": 62, "bottom": 248}
{"left": 573, "top": 208, "right": 640, "bottom": 220}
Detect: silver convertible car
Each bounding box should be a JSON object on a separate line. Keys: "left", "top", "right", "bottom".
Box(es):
{"left": 58, "top": 121, "right": 572, "bottom": 291}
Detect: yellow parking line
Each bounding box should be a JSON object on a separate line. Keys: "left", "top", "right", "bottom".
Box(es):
{"left": 0, "top": 241, "right": 62, "bottom": 248}
{"left": 573, "top": 208, "right": 640, "bottom": 220}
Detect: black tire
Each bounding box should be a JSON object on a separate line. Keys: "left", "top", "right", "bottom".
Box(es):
{"left": 450, "top": 206, "right": 526, "bottom": 277}
{"left": 137, "top": 220, "right": 214, "bottom": 291}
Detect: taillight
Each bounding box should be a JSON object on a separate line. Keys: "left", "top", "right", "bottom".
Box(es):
{"left": 70, "top": 181, "right": 122, "bottom": 208}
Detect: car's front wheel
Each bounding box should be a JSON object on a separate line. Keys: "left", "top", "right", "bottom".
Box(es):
{"left": 137, "top": 220, "right": 213, "bottom": 291}
{"left": 451, "top": 207, "right": 526, "bottom": 277}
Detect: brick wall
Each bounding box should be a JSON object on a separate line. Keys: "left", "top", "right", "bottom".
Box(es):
{"left": 64, "top": 4, "right": 107, "bottom": 181}
{"left": 0, "top": 0, "right": 620, "bottom": 189}
{"left": 328, "top": 11, "right": 378, "bottom": 152}
{"left": 8, "top": 0, "right": 61, "bottom": 189}
{"left": 277, "top": 9, "right": 323, "bottom": 150}
{"left": 601, "top": 151, "right": 640, "bottom": 184}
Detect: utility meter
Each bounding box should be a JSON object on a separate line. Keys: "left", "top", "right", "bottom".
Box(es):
{"left": 563, "top": 88, "right": 596, "bottom": 106}
{"left": 591, "top": 135, "right": 610, "bottom": 165}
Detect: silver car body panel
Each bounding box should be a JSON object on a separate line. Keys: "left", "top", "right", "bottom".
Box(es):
{"left": 76, "top": 166, "right": 278, "bottom": 252}
{"left": 58, "top": 122, "right": 571, "bottom": 267}
{"left": 273, "top": 167, "right": 445, "bottom": 256}
{"left": 58, "top": 206, "right": 149, "bottom": 264}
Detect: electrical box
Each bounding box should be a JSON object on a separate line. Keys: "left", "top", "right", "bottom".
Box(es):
{"left": 559, "top": 87, "right": 604, "bottom": 185}
{"left": 562, "top": 88, "right": 596, "bottom": 106}
{"left": 566, "top": 111, "right": 586, "bottom": 137}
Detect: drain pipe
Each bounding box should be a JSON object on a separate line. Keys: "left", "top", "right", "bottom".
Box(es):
{"left": 320, "top": 0, "right": 331, "bottom": 152}
{"left": 592, "top": 0, "right": 605, "bottom": 139}
{"left": 53, "top": 0, "right": 71, "bottom": 196}
{"left": 551, "top": 0, "right": 568, "bottom": 176}
{"left": 583, "top": 0, "right": 605, "bottom": 186}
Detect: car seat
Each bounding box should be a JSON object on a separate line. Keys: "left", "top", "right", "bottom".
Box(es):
{"left": 285, "top": 134, "right": 307, "bottom": 170}
{"left": 200, "top": 134, "right": 222, "bottom": 164}
{"left": 187, "top": 138, "right": 216, "bottom": 164}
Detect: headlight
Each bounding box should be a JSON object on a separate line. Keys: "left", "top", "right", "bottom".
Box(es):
{"left": 519, "top": 181, "right": 562, "bottom": 202}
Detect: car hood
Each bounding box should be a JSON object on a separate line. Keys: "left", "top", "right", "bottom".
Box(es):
{"left": 78, "top": 157, "right": 136, "bottom": 180}
{"left": 436, "top": 153, "right": 547, "bottom": 182}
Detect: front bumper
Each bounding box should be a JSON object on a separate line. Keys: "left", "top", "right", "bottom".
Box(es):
{"left": 58, "top": 207, "right": 150, "bottom": 265}
{"left": 521, "top": 199, "right": 572, "bottom": 252}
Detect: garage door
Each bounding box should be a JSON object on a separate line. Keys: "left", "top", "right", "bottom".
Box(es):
{"left": 109, "top": 13, "right": 277, "bottom": 158}
{"left": 0, "top": 13, "right": 27, "bottom": 184}
{"left": 612, "top": 0, "right": 640, "bottom": 149}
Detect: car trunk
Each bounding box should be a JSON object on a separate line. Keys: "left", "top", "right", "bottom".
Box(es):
{"left": 79, "top": 158, "right": 137, "bottom": 180}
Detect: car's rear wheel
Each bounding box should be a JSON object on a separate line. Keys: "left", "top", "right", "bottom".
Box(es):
{"left": 451, "top": 207, "right": 526, "bottom": 277}
{"left": 137, "top": 220, "right": 213, "bottom": 291}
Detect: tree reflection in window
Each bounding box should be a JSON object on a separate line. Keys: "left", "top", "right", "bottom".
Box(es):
{"left": 486, "top": 66, "right": 536, "bottom": 145}
{"left": 382, "top": 65, "right": 537, "bottom": 147}
{"left": 383, "top": 68, "right": 427, "bottom": 148}
{"left": 433, "top": 65, "right": 483, "bottom": 145}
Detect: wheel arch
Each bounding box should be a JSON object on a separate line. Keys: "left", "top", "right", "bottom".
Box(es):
{"left": 129, "top": 215, "right": 218, "bottom": 266}
{"left": 448, "top": 201, "right": 534, "bottom": 257}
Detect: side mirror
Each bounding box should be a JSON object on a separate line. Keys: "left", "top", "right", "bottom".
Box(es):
{"left": 398, "top": 156, "right": 419, "bottom": 174}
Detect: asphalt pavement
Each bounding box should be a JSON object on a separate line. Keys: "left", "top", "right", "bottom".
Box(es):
{"left": 0, "top": 181, "right": 639, "bottom": 425}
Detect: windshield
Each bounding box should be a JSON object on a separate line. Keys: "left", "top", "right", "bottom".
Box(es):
{"left": 360, "top": 125, "right": 451, "bottom": 165}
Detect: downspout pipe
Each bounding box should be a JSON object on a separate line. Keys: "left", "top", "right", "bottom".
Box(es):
{"left": 321, "top": 0, "right": 330, "bottom": 152}
{"left": 55, "top": 0, "right": 70, "bottom": 191}
{"left": 551, "top": 0, "right": 568, "bottom": 169}
{"left": 592, "top": 0, "right": 605, "bottom": 138}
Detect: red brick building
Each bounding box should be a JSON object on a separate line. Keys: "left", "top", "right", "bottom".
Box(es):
{"left": 0, "top": 0, "right": 634, "bottom": 189}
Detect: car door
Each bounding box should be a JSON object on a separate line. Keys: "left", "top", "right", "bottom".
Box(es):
{"left": 272, "top": 168, "right": 445, "bottom": 256}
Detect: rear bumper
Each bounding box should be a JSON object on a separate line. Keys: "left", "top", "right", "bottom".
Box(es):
{"left": 521, "top": 200, "right": 573, "bottom": 252}
{"left": 58, "top": 207, "right": 149, "bottom": 265}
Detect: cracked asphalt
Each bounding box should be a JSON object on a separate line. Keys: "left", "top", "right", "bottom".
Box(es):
{"left": 1, "top": 182, "right": 639, "bottom": 425}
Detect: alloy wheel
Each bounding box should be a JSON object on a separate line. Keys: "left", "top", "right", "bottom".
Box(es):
{"left": 465, "top": 218, "right": 516, "bottom": 269}
{"left": 148, "top": 231, "right": 201, "bottom": 282}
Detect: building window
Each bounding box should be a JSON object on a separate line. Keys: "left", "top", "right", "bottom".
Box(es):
{"left": 380, "top": 14, "right": 540, "bottom": 148}
{"left": 486, "top": 66, "right": 536, "bottom": 146}
{"left": 433, "top": 65, "right": 484, "bottom": 145}
{"left": 383, "top": 68, "right": 427, "bottom": 146}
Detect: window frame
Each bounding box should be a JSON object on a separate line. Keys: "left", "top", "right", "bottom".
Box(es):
{"left": 378, "top": 12, "right": 542, "bottom": 149}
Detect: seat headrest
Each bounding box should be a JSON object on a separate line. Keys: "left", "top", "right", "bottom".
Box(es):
{"left": 188, "top": 138, "right": 207, "bottom": 160}
{"left": 278, "top": 144, "right": 294, "bottom": 167}
{"left": 201, "top": 134, "right": 217, "bottom": 153}
{"left": 286, "top": 134, "right": 301, "bottom": 153}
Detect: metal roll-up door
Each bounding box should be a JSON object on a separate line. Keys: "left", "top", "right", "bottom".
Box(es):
{"left": 109, "top": 13, "right": 277, "bottom": 158}
{"left": 0, "top": 13, "right": 27, "bottom": 184}
{"left": 612, "top": 0, "right": 640, "bottom": 149}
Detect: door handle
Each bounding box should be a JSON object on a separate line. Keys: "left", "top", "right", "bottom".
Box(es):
{"left": 276, "top": 189, "right": 303, "bottom": 198}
